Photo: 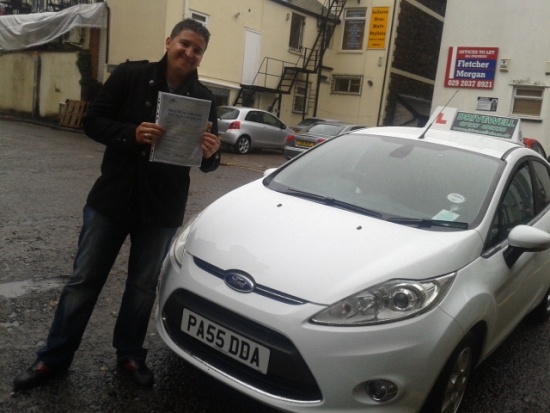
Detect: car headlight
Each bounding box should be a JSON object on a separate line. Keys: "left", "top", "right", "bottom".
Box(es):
{"left": 310, "top": 273, "right": 455, "bottom": 326}
{"left": 172, "top": 215, "right": 200, "bottom": 267}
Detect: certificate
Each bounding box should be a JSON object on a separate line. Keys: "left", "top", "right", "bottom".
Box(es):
{"left": 149, "top": 91, "right": 211, "bottom": 167}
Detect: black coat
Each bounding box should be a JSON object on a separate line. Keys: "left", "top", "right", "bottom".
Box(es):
{"left": 83, "top": 54, "right": 220, "bottom": 228}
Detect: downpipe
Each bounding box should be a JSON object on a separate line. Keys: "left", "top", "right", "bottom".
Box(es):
{"left": 32, "top": 50, "right": 41, "bottom": 119}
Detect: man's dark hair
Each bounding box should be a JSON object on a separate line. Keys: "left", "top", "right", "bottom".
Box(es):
{"left": 170, "top": 19, "right": 210, "bottom": 47}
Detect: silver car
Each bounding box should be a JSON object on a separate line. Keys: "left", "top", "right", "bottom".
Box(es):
{"left": 217, "top": 106, "right": 294, "bottom": 155}
{"left": 284, "top": 121, "right": 366, "bottom": 159}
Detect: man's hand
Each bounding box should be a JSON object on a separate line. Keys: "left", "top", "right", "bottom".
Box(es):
{"left": 136, "top": 122, "right": 165, "bottom": 145}
{"left": 201, "top": 131, "right": 220, "bottom": 159}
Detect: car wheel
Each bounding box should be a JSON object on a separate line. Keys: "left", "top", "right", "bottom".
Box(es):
{"left": 529, "top": 287, "right": 550, "bottom": 323}
{"left": 421, "top": 332, "right": 479, "bottom": 413}
{"left": 234, "top": 136, "right": 251, "bottom": 154}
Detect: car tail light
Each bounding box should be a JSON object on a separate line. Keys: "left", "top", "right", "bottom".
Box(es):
{"left": 286, "top": 134, "right": 295, "bottom": 142}
{"left": 228, "top": 121, "right": 241, "bottom": 129}
{"left": 317, "top": 138, "right": 326, "bottom": 144}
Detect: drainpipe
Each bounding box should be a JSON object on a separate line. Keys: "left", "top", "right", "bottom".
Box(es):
{"left": 32, "top": 51, "right": 41, "bottom": 119}
{"left": 376, "top": 1, "right": 399, "bottom": 126}
{"left": 183, "top": 0, "right": 189, "bottom": 18}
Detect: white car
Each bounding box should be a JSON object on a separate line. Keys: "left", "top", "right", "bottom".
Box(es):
{"left": 157, "top": 108, "right": 550, "bottom": 413}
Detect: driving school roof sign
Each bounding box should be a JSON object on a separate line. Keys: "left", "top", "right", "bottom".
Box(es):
{"left": 428, "top": 107, "right": 522, "bottom": 143}
{"left": 444, "top": 47, "right": 499, "bottom": 89}
{"left": 451, "top": 112, "right": 520, "bottom": 141}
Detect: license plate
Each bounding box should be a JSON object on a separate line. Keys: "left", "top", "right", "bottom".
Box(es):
{"left": 181, "top": 308, "right": 271, "bottom": 374}
{"left": 296, "top": 140, "right": 314, "bottom": 148}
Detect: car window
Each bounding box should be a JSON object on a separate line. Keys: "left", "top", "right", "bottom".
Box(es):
{"left": 305, "top": 124, "right": 345, "bottom": 136}
{"left": 488, "top": 163, "right": 535, "bottom": 247}
{"left": 298, "top": 119, "right": 319, "bottom": 127}
{"left": 532, "top": 160, "right": 550, "bottom": 210}
{"left": 218, "top": 107, "right": 239, "bottom": 120}
{"left": 245, "top": 111, "right": 261, "bottom": 123}
{"left": 268, "top": 133, "right": 502, "bottom": 228}
{"left": 262, "top": 113, "right": 282, "bottom": 128}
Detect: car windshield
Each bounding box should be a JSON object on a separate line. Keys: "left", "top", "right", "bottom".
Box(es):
{"left": 297, "top": 118, "right": 323, "bottom": 127}
{"left": 303, "top": 123, "right": 346, "bottom": 137}
{"left": 217, "top": 107, "right": 239, "bottom": 120}
{"left": 266, "top": 133, "right": 503, "bottom": 229}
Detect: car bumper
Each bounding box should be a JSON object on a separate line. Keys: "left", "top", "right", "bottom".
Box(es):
{"left": 219, "top": 130, "right": 239, "bottom": 145}
{"left": 283, "top": 145, "right": 307, "bottom": 159}
{"left": 156, "top": 252, "right": 463, "bottom": 413}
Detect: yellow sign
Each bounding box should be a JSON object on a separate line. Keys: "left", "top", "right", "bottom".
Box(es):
{"left": 367, "top": 7, "right": 389, "bottom": 49}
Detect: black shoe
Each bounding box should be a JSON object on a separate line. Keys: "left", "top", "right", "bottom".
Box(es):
{"left": 13, "top": 360, "right": 65, "bottom": 391}
{"left": 117, "top": 359, "right": 154, "bottom": 387}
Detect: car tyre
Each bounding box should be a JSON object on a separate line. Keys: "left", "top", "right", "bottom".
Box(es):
{"left": 234, "top": 136, "right": 251, "bottom": 154}
{"left": 421, "top": 332, "right": 479, "bottom": 413}
{"left": 528, "top": 287, "right": 550, "bottom": 323}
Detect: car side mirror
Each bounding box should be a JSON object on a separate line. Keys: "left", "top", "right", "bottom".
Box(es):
{"left": 504, "top": 225, "right": 550, "bottom": 267}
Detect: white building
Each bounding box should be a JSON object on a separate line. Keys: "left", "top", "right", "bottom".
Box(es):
{"left": 432, "top": 0, "right": 550, "bottom": 150}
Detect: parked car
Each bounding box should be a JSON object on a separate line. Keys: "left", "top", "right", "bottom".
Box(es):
{"left": 289, "top": 116, "right": 338, "bottom": 133}
{"left": 284, "top": 121, "right": 366, "bottom": 159}
{"left": 217, "top": 106, "right": 294, "bottom": 154}
{"left": 524, "top": 137, "right": 547, "bottom": 158}
{"left": 157, "top": 108, "right": 550, "bottom": 413}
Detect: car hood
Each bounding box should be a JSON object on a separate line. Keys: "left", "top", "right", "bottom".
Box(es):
{"left": 186, "top": 180, "right": 484, "bottom": 305}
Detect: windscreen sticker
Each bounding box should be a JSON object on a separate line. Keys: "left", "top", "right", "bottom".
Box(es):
{"left": 447, "top": 193, "right": 465, "bottom": 204}
{"left": 433, "top": 209, "right": 460, "bottom": 221}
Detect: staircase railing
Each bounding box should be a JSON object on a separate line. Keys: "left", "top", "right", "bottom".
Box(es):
{"left": 234, "top": 0, "right": 348, "bottom": 110}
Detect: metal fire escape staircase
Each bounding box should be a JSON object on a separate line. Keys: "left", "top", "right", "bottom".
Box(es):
{"left": 233, "top": 0, "right": 347, "bottom": 114}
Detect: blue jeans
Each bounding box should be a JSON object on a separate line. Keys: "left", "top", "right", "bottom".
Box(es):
{"left": 37, "top": 205, "right": 177, "bottom": 367}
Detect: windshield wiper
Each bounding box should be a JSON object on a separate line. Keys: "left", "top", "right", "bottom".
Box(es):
{"left": 387, "top": 217, "right": 469, "bottom": 229}
{"left": 283, "top": 188, "right": 382, "bottom": 218}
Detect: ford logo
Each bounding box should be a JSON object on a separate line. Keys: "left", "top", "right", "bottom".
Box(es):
{"left": 224, "top": 271, "right": 255, "bottom": 293}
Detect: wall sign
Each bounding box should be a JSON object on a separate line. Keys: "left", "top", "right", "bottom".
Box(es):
{"left": 444, "top": 47, "right": 499, "bottom": 89}
{"left": 476, "top": 97, "right": 498, "bottom": 112}
{"left": 367, "top": 7, "right": 389, "bottom": 49}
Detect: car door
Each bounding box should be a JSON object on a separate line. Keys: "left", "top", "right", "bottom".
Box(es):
{"left": 258, "top": 112, "right": 287, "bottom": 149}
{"left": 240, "top": 110, "right": 263, "bottom": 145}
{"left": 483, "top": 159, "right": 550, "bottom": 346}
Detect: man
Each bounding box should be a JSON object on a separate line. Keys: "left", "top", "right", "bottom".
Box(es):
{"left": 13, "top": 19, "right": 220, "bottom": 390}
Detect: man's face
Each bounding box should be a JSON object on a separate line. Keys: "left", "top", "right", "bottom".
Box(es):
{"left": 165, "top": 29, "right": 207, "bottom": 80}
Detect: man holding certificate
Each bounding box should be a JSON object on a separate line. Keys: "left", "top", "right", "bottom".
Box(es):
{"left": 13, "top": 19, "right": 220, "bottom": 390}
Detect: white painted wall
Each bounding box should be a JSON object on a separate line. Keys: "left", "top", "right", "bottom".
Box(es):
{"left": 432, "top": 0, "right": 550, "bottom": 149}
{"left": 40, "top": 52, "right": 82, "bottom": 117}
{"left": 0, "top": 51, "right": 81, "bottom": 118}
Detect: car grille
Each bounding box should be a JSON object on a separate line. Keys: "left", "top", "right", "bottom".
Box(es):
{"left": 193, "top": 256, "right": 308, "bottom": 305}
{"left": 162, "top": 289, "right": 322, "bottom": 402}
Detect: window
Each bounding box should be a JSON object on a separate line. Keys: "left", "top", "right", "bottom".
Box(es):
{"left": 488, "top": 163, "right": 535, "bottom": 247}
{"left": 245, "top": 111, "right": 262, "bottom": 123}
{"left": 292, "top": 81, "right": 310, "bottom": 113}
{"left": 532, "top": 161, "right": 550, "bottom": 210}
{"left": 512, "top": 86, "right": 545, "bottom": 117}
{"left": 261, "top": 112, "right": 283, "bottom": 128}
{"left": 289, "top": 13, "right": 305, "bottom": 51}
{"left": 331, "top": 75, "right": 363, "bottom": 95}
{"left": 341, "top": 8, "right": 367, "bottom": 51}
{"left": 190, "top": 11, "right": 208, "bottom": 26}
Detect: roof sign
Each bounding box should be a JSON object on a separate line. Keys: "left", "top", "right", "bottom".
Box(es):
{"left": 427, "top": 107, "right": 522, "bottom": 143}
